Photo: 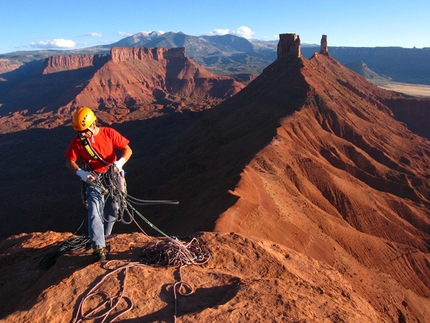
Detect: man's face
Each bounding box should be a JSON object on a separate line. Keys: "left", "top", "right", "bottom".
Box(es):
{"left": 77, "top": 123, "right": 95, "bottom": 138}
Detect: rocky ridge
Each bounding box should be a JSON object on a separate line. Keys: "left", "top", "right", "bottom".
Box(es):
{"left": 0, "top": 46, "right": 244, "bottom": 133}
{"left": 43, "top": 53, "right": 109, "bottom": 74}
{"left": 0, "top": 34, "right": 429, "bottom": 322}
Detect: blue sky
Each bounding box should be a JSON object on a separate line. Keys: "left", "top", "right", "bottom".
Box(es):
{"left": 1, "top": 0, "right": 429, "bottom": 54}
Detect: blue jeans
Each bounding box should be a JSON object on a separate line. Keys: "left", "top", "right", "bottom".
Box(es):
{"left": 85, "top": 183, "right": 119, "bottom": 249}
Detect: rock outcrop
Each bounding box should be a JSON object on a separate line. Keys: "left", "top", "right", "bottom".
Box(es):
{"left": 0, "top": 231, "right": 395, "bottom": 322}
{"left": 43, "top": 54, "right": 109, "bottom": 74}
{"left": 0, "top": 58, "right": 24, "bottom": 74}
{"left": 69, "top": 46, "right": 244, "bottom": 118}
{"left": 110, "top": 46, "right": 185, "bottom": 62}
{"left": 320, "top": 34, "right": 328, "bottom": 55}
{"left": 277, "top": 33, "right": 301, "bottom": 59}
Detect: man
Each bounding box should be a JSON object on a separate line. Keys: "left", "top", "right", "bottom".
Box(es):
{"left": 65, "top": 107, "right": 132, "bottom": 262}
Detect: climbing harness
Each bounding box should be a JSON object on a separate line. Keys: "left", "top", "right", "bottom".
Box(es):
{"left": 84, "top": 165, "right": 178, "bottom": 237}
{"left": 77, "top": 131, "right": 178, "bottom": 233}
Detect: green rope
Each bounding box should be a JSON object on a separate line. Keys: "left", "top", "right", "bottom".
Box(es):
{"left": 125, "top": 200, "right": 169, "bottom": 238}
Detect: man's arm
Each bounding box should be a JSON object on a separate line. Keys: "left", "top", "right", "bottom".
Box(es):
{"left": 120, "top": 144, "right": 132, "bottom": 162}
{"left": 114, "top": 144, "right": 132, "bottom": 172}
{"left": 66, "top": 158, "right": 80, "bottom": 173}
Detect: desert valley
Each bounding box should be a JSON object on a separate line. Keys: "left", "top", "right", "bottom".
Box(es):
{"left": 0, "top": 33, "right": 429, "bottom": 322}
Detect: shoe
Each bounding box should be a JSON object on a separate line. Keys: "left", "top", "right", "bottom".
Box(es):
{"left": 92, "top": 247, "right": 106, "bottom": 262}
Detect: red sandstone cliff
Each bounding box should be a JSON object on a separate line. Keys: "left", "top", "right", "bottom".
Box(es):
{"left": 42, "top": 54, "right": 109, "bottom": 74}
{"left": 0, "top": 35, "right": 429, "bottom": 322}
{"left": 115, "top": 34, "right": 430, "bottom": 321}
{"left": 0, "top": 58, "right": 24, "bottom": 74}
{"left": 0, "top": 46, "right": 245, "bottom": 132}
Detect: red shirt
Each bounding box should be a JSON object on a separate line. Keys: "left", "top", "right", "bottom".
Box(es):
{"left": 65, "top": 127, "right": 130, "bottom": 173}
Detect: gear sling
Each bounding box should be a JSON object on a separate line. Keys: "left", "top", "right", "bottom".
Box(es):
{"left": 78, "top": 134, "right": 127, "bottom": 207}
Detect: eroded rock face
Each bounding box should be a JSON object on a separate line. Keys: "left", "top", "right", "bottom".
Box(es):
{"left": 110, "top": 46, "right": 186, "bottom": 62}
{"left": 43, "top": 54, "right": 109, "bottom": 74}
{"left": 277, "top": 33, "right": 301, "bottom": 59}
{"left": 0, "top": 58, "right": 24, "bottom": 74}
{"left": 42, "top": 48, "right": 187, "bottom": 74}
{"left": 384, "top": 97, "right": 430, "bottom": 139}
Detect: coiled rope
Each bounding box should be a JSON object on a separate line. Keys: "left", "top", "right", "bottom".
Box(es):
{"left": 138, "top": 236, "right": 211, "bottom": 267}
{"left": 72, "top": 237, "right": 211, "bottom": 323}
{"left": 65, "top": 167, "right": 212, "bottom": 322}
{"left": 38, "top": 235, "right": 90, "bottom": 270}
{"left": 139, "top": 237, "right": 211, "bottom": 322}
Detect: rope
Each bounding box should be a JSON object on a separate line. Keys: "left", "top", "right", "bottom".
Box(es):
{"left": 68, "top": 166, "right": 211, "bottom": 322}
{"left": 138, "top": 237, "right": 211, "bottom": 323}
{"left": 98, "top": 167, "right": 178, "bottom": 237}
{"left": 72, "top": 261, "right": 139, "bottom": 323}
{"left": 124, "top": 200, "right": 170, "bottom": 237}
{"left": 38, "top": 235, "right": 90, "bottom": 270}
{"left": 72, "top": 237, "right": 211, "bottom": 323}
{"left": 138, "top": 237, "right": 211, "bottom": 267}
{"left": 39, "top": 165, "right": 175, "bottom": 271}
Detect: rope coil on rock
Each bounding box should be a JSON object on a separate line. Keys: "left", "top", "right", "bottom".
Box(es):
{"left": 72, "top": 261, "right": 138, "bottom": 323}
{"left": 38, "top": 235, "right": 90, "bottom": 270}
{"left": 47, "top": 165, "right": 211, "bottom": 322}
{"left": 72, "top": 238, "right": 211, "bottom": 323}
{"left": 138, "top": 237, "right": 211, "bottom": 267}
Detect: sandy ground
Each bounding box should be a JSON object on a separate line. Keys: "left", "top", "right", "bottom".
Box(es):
{"left": 371, "top": 80, "right": 430, "bottom": 97}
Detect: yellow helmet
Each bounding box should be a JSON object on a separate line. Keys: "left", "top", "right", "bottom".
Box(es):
{"left": 72, "top": 107, "right": 97, "bottom": 131}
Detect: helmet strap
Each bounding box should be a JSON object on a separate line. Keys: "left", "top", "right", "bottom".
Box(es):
{"left": 87, "top": 122, "right": 97, "bottom": 135}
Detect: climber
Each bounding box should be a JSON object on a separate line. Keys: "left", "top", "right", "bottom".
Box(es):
{"left": 65, "top": 107, "right": 132, "bottom": 262}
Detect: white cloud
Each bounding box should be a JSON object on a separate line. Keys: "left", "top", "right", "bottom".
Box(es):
{"left": 119, "top": 31, "right": 133, "bottom": 37}
{"left": 208, "top": 26, "right": 255, "bottom": 39}
{"left": 234, "top": 26, "right": 255, "bottom": 39}
{"left": 29, "top": 38, "right": 76, "bottom": 49}
{"left": 79, "top": 32, "right": 102, "bottom": 37}
{"left": 209, "top": 28, "right": 231, "bottom": 36}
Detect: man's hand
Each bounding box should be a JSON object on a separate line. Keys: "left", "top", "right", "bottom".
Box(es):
{"left": 113, "top": 157, "right": 126, "bottom": 173}
{"left": 76, "top": 169, "right": 96, "bottom": 183}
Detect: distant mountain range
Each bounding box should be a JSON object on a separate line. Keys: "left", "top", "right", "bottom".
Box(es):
{"left": 1, "top": 31, "right": 430, "bottom": 84}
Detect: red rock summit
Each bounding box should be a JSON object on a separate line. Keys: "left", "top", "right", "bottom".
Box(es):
{"left": 125, "top": 34, "right": 430, "bottom": 321}
{"left": 0, "top": 34, "right": 430, "bottom": 322}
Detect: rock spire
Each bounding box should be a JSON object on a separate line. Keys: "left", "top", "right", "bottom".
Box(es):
{"left": 277, "top": 33, "right": 301, "bottom": 59}
{"left": 320, "top": 34, "right": 328, "bottom": 55}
